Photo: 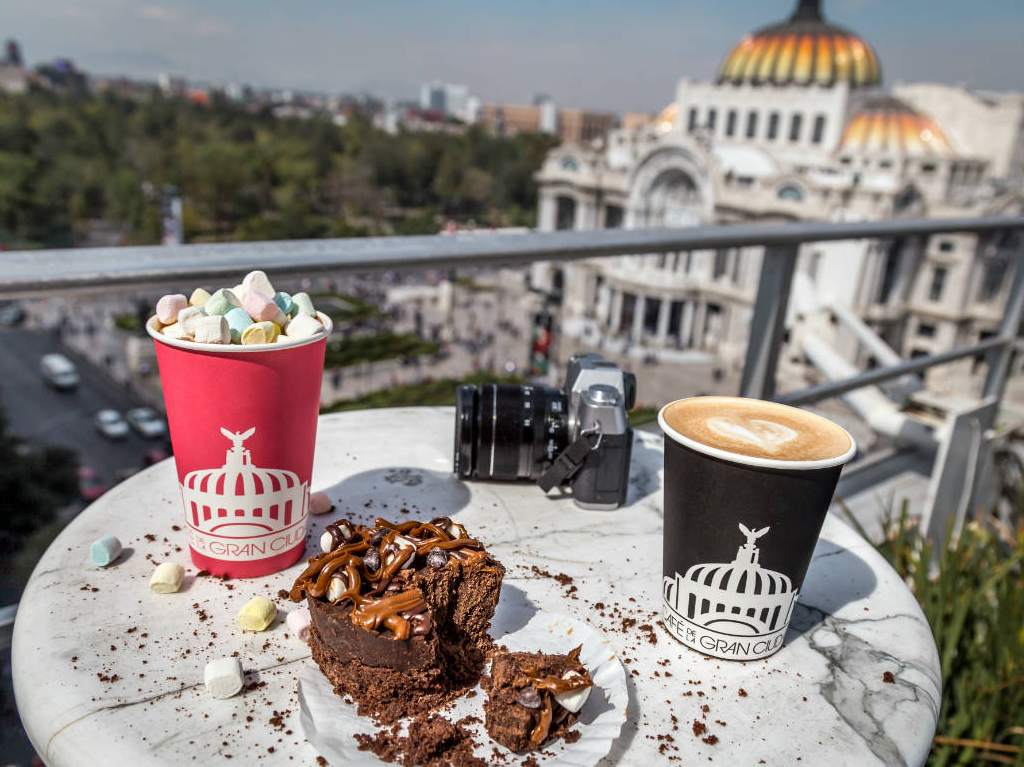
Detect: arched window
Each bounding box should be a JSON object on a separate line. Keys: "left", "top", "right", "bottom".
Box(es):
{"left": 555, "top": 196, "right": 577, "bottom": 230}
{"left": 777, "top": 184, "right": 805, "bottom": 202}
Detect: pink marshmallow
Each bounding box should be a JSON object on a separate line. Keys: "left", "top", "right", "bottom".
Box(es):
{"left": 156, "top": 294, "right": 188, "bottom": 325}
{"left": 241, "top": 290, "right": 280, "bottom": 322}
{"left": 286, "top": 607, "right": 312, "bottom": 642}
{"left": 309, "top": 492, "right": 334, "bottom": 515}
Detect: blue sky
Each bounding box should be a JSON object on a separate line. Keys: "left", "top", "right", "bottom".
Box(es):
{"left": 2, "top": 0, "right": 1022, "bottom": 111}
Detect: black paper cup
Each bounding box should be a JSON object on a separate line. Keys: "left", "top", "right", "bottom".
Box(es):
{"left": 659, "top": 397, "right": 856, "bottom": 661}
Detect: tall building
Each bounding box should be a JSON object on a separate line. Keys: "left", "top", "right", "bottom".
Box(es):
{"left": 533, "top": 0, "right": 1024, "bottom": 402}
{"left": 419, "top": 81, "right": 474, "bottom": 122}
{"left": 479, "top": 100, "right": 617, "bottom": 144}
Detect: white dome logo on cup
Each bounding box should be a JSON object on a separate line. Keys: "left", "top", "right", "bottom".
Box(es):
{"left": 180, "top": 427, "right": 309, "bottom": 563}
{"left": 663, "top": 523, "right": 798, "bottom": 660}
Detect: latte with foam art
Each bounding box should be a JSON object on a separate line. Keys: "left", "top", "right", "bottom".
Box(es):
{"left": 660, "top": 396, "right": 852, "bottom": 463}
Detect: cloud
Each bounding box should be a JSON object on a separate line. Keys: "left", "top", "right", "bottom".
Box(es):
{"left": 137, "top": 4, "right": 181, "bottom": 23}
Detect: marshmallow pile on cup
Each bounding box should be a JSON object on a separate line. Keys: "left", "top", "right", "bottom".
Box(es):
{"left": 153, "top": 270, "right": 325, "bottom": 346}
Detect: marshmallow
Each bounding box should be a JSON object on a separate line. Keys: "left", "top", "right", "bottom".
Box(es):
{"left": 284, "top": 313, "right": 324, "bottom": 340}
{"left": 189, "top": 288, "right": 211, "bottom": 308}
{"left": 156, "top": 294, "right": 188, "bottom": 324}
{"left": 240, "top": 321, "right": 279, "bottom": 345}
{"left": 327, "top": 575, "right": 346, "bottom": 603}
{"left": 243, "top": 270, "right": 276, "bottom": 301}
{"left": 286, "top": 608, "right": 312, "bottom": 642}
{"left": 273, "top": 291, "right": 295, "bottom": 316}
{"left": 291, "top": 292, "right": 316, "bottom": 318}
{"left": 177, "top": 306, "right": 205, "bottom": 333}
{"left": 150, "top": 562, "right": 184, "bottom": 593}
{"left": 309, "top": 491, "right": 334, "bottom": 515}
{"left": 161, "top": 322, "right": 192, "bottom": 341}
{"left": 90, "top": 535, "right": 122, "bottom": 567}
{"left": 224, "top": 307, "right": 253, "bottom": 343}
{"left": 241, "top": 290, "right": 280, "bottom": 323}
{"left": 203, "top": 289, "right": 240, "bottom": 316}
{"left": 204, "top": 657, "right": 244, "bottom": 699}
{"left": 193, "top": 314, "right": 230, "bottom": 344}
{"left": 238, "top": 596, "right": 276, "bottom": 631}
{"left": 553, "top": 671, "right": 592, "bottom": 713}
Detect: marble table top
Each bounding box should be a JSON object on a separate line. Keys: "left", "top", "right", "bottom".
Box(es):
{"left": 13, "top": 408, "right": 940, "bottom": 767}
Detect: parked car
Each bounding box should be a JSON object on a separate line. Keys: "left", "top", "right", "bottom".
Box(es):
{"left": 94, "top": 409, "right": 130, "bottom": 440}
{"left": 0, "top": 301, "right": 26, "bottom": 326}
{"left": 78, "top": 466, "right": 107, "bottom": 502}
{"left": 40, "top": 353, "right": 80, "bottom": 391}
{"left": 126, "top": 407, "right": 167, "bottom": 439}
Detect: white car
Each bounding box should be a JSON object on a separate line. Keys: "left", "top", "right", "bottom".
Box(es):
{"left": 126, "top": 407, "right": 167, "bottom": 439}
{"left": 94, "top": 409, "right": 130, "bottom": 440}
{"left": 40, "top": 353, "right": 79, "bottom": 391}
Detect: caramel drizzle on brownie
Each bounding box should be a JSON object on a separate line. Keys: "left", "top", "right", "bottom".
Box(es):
{"left": 288, "top": 517, "right": 484, "bottom": 640}
{"left": 515, "top": 646, "right": 592, "bottom": 747}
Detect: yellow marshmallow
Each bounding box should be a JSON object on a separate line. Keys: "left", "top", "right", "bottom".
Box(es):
{"left": 240, "top": 321, "right": 279, "bottom": 345}
{"left": 189, "top": 287, "right": 212, "bottom": 308}
{"left": 238, "top": 596, "right": 276, "bottom": 632}
{"left": 150, "top": 562, "right": 185, "bottom": 594}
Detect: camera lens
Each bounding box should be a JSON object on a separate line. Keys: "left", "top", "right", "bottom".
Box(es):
{"left": 453, "top": 383, "right": 568, "bottom": 481}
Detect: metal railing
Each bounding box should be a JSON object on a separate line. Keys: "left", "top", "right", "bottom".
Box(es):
{"left": 2, "top": 215, "right": 1023, "bottom": 635}
{"left": 3, "top": 214, "right": 1022, "bottom": 409}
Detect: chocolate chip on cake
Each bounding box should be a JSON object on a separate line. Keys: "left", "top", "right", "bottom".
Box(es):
{"left": 426, "top": 548, "right": 449, "bottom": 569}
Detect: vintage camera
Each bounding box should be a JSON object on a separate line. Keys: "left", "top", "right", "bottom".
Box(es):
{"left": 453, "top": 353, "right": 635, "bottom": 509}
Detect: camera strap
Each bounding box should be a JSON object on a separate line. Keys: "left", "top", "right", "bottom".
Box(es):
{"left": 537, "top": 425, "right": 602, "bottom": 492}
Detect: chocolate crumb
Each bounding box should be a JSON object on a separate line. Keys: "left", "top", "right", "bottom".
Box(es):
{"left": 882, "top": 671, "right": 895, "bottom": 684}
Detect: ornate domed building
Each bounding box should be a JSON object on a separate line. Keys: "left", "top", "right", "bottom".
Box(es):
{"left": 534, "top": 0, "right": 1023, "bottom": 403}
{"left": 718, "top": 0, "right": 881, "bottom": 89}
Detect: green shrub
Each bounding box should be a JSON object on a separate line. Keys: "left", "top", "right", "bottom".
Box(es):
{"left": 323, "top": 332, "right": 439, "bottom": 369}
{"left": 320, "top": 372, "right": 523, "bottom": 413}
{"left": 865, "top": 505, "right": 1024, "bottom": 766}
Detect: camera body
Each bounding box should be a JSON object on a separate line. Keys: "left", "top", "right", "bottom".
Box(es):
{"left": 453, "top": 353, "right": 635, "bottom": 509}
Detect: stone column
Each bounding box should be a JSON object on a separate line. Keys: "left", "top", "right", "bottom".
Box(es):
{"left": 632, "top": 294, "right": 646, "bottom": 343}
{"left": 656, "top": 295, "right": 670, "bottom": 345}
{"left": 609, "top": 289, "right": 623, "bottom": 333}
{"left": 597, "top": 283, "right": 612, "bottom": 324}
{"left": 692, "top": 301, "right": 708, "bottom": 349}
{"left": 538, "top": 191, "right": 557, "bottom": 232}
{"left": 680, "top": 301, "right": 695, "bottom": 349}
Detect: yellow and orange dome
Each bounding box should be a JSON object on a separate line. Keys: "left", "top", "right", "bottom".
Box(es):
{"left": 840, "top": 97, "right": 953, "bottom": 157}
{"left": 718, "top": 0, "right": 881, "bottom": 89}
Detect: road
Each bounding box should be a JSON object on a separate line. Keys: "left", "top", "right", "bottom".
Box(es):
{"left": 0, "top": 327, "right": 162, "bottom": 486}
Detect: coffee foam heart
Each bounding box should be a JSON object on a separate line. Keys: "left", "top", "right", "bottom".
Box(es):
{"left": 705, "top": 417, "right": 797, "bottom": 455}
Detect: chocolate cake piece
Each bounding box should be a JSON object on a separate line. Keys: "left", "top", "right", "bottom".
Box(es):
{"left": 483, "top": 645, "right": 593, "bottom": 753}
{"left": 289, "top": 517, "right": 504, "bottom": 723}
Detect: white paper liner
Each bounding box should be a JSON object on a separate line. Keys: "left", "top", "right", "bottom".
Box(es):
{"left": 299, "top": 600, "right": 628, "bottom": 766}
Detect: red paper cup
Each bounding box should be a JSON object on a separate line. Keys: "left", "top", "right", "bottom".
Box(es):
{"left": 148, "top": 313, "right": 332, "bottom": 578}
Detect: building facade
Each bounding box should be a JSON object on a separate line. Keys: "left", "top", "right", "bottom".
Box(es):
{"left": 534, "top": 0, "right": 1023, "bottom": 394}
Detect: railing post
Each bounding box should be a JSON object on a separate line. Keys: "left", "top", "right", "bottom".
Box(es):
{"left": 982, "top": 235, "right": 1024, "bottom": 401}
{"left": 740, "top": 244, "right": 798, "bottom": 400}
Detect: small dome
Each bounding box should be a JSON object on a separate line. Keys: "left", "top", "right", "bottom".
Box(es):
{"left": 718, "top": 0, "right": 881, "bottom": 88}
{"left": 840, "top": 96, "right": 953, "bottom": 157}
{"left": 655, "top": 103, "right": 677, "bottom": 133}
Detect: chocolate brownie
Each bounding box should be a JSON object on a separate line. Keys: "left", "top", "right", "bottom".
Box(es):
{"left": 483, "top": 645, "right": 593, "bottom": 752}
{"left": 289, "top": 517, "right": 504, "bottom": 723}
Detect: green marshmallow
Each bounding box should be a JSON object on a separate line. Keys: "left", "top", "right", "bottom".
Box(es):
{"left": 204, "top": 288, "right": 240, "bottom": 316}
{"left": 291, "top": 291, "right": 316, "bottom": 318}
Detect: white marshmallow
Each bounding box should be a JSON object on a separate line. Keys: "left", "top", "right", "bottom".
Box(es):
{"left": 309, "top": 492, "right": 333, "bottom": 515}
{"left": 242, "top": 270, "right": 276, "bottom": 301}
{"left": 204, "top": 657, "right": 244, "bottom": 699}
{"left": 286, "top": 608, "right": 312, "bottom": 642}
{"left": 284, "top": 313, "right": 324, "bottom": 339}
{"left": 161, "top": 322, "right": 192, "bottom": 341}
{"left": 192, "top": 314, "right": 230, "bottom": 344}
{"left": 553, "top": 671, "right": 592, "bottom": 713}
{"left": 327, "top": 574, "right": 346, "bottom": 603}
{"left": 320, "top": 530, "right": 336, "bottom": 554}
{"left": 177, "top": 306, "right": 205, "bottom": 333}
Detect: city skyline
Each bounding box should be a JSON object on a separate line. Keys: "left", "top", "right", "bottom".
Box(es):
{"left": 1, "top": 0, "right": 1023, "bottom": 112}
